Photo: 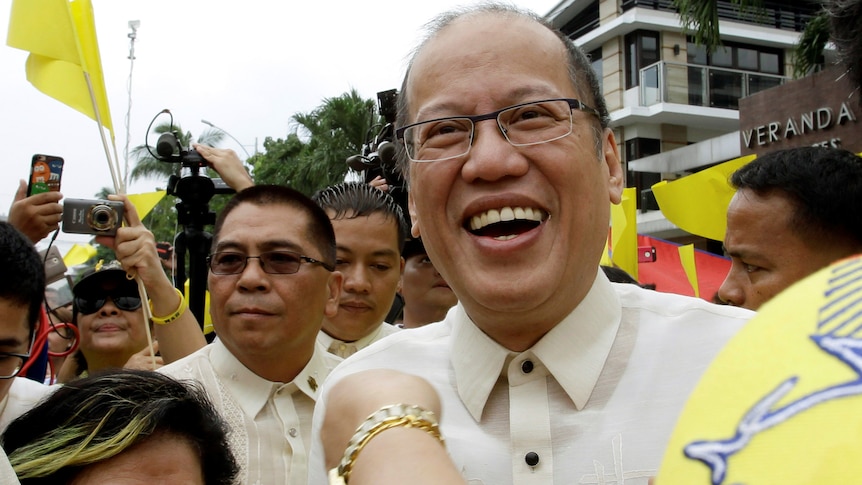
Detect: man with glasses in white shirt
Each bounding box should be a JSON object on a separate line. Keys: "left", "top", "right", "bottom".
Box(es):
{"left": 310, "top": 5, "right": 753, "bottom": 484}
{"left": 0, "top": 222, "right": 53, "bottom": 435}
{"left": 161, "top": 185, "right": 342, "bottom": 485}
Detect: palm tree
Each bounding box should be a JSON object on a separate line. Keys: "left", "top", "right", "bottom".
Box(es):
{"left": 251, "top": 89, "right": 379, "bottom": 195}
{"left": 128, "top": 122, "right": 225, "bottom": 184}
{"left": 672, "top": 0, "right": 830, "bottom": 78}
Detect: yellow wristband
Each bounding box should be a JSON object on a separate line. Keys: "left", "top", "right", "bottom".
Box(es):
{"left": 149, "top": 288, "right": 187, "bottom": 325}
{"left": 329, "top": 403, "right": 443, "bottom": 484}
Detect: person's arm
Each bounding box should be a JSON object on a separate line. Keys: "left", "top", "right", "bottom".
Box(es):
{"left": 96, "top": 195, "right": 207, "bottom": 363}
{"left": 7, "top": 179, "right": 63, "bottom": 243}
{"left": 194, "top": 143, "right": 254, "bottom": 192}
{"left": 322, "top": 369, "right": 466, "bottom": 485}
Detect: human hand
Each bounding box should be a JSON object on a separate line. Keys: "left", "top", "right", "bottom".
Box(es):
{"left": 95, "top": 195, "right": 167, "bottom": 290}
{"left": 193, "top": 143, "right": 254, "bottom": 191}
{"left": 8, "top": 179, "right": 63, "bottom": 243}
{"left": 368, "top": 176, "right": 390, "bottom": 192}
{"left": 124, "top": 340, "right": 163, "bottom": 371}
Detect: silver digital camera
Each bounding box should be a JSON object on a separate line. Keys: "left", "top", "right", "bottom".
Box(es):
{"left": 62, "top": 198, "right": 125, "bottom": 236}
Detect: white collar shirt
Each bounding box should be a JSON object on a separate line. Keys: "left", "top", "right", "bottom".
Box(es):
{"left": 0, "top": 377, "right": 53, "bottom": 434}
{"left": 316, "top": 322, "right": 400, "bottom": 359}
{"left": 308, "top": 270, "right": 753, "bottom": 484}
{"left": 160, "top": 339, "right": 339, "bottom": 485}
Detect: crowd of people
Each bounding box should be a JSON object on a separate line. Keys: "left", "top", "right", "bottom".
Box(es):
{"left": 1, "top": 1, "right": 861, "bottom": 484}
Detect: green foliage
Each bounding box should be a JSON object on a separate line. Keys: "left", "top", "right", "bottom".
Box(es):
{"left": 673, "top": 0, "right": 762, "bottom": 53}
{"left": 793, "top": 10, "right": 830, "bottom": 78}
{"left": 251, "top": 89, "right": 379, "bottom": 196}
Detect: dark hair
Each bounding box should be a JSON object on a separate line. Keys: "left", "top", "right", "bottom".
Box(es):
{"left": 312, "top": 182, "right": 409, "bottom": 254}
{"left": 730, "top": 147, "right": 862, "bottom": 246}
{"left": 395, "top": 3, "right": 608, "bottom": 177}
{"left": 2, "top": 369, "right": 238, "bottom": 484}
{"left": 0, "top": 221, "right": 45, "bottom": 337}
{"left": 214, "top": 184, "right": 337, "bottom": 266}
{"left": 826, "top": 0, "right": 862, "bottom": 103}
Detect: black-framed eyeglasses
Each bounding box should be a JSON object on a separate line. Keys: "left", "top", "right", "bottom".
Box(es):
{"left": 0, "top": 352, "right": 30, "bottom": 379}
{"left": 74, "top": 293, "right": 143, "bottom": 315}
{"left": 395, "top": 98, "right": 601, "bottom": 163}
{"left": 207, "top": 250, "right": 335, "bottom": 275}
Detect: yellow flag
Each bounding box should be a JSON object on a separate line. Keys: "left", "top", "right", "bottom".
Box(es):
{"left": 63, "top": 243, "right": 97, "bottom": 267}
{"left": 7, "top": 0, "right": 113, "bottom": 133}
{"left": 678, "top": 244, "right": 700, "bottom": 298}
{"left": 652, "top": 155, "right": 755, "bottom": 241}
{"left": 127, "top": 191, "right": 167, "bottom": 221}
{"left": 184, "top": 280, "right": 214, "bottom": 335}
{"left": 611, "top": 188, "right": 638, "bottom": 280}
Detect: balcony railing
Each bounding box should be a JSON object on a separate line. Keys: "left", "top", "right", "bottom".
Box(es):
{"left": 639, "top": 61, "right": 788, "bottom": 110}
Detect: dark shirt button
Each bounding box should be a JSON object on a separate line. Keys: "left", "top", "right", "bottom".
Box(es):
{"left": 521, "top": 360, "right": 534, "bottom": 374}
{"left": 525, "top": 451, "right": 539, "bottom": 467}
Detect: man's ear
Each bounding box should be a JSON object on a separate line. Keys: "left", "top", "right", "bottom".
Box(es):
{"left": 408, "top": 193, "right": 421, "bottom": 238}
{"left": 324, "top": 272, "right": 343, "bottom": 319}
{"left": 603, "top": 128, "right": 624, "bottom": 204}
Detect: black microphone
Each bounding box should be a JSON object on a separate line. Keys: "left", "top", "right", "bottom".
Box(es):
{"left": 347, "top": 154, "right": 369, "bottom": 172}
{"left": 377, "top": 141, "right": 397, "bottom": 168}
{"left": 156, "top": 133, "right": 179, "bottom": 159}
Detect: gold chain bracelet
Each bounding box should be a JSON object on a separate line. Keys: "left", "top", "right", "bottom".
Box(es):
{"left": 328, "top": 403, "right": 443, "bottom": 484}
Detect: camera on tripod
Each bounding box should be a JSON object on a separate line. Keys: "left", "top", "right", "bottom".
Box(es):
{"left": 150, "top": 119, "right": 234, "bottom": 226}
{"left": 346, "top": 89, "right": 407, "bottom": 212}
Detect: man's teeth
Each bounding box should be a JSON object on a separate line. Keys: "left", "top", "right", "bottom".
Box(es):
{"left": 469, "top": 207, "right": 545, "bottom": 231}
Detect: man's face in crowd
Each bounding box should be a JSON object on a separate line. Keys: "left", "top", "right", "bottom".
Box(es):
{"left": 208, "top": 202, "right": 340, "bottom": 365}
{"left": 405, "top": 14, "right": 623, "bottom": 343}
{"left": 719, "top": 188, "right": 851, "bottom": 310}
{"left": 0, "top": 298, "right": 31, "bottom": 399}
{"left": 77, "top": 279, "right": 148, "bottom": 360}
{"left": 323, "top": 211, "right": 403, "bottom": 341}
{"left": 401, "top": 252, "right": 456, "bottom": 326}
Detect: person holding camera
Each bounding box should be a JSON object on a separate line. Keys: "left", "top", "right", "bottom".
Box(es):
{"left": 58, "top": 195, "right": 207, "bottom": 382}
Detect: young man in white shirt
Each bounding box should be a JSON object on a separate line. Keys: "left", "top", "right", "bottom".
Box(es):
{"left": 312, "top": 183, "right": 408, "bottom": 359}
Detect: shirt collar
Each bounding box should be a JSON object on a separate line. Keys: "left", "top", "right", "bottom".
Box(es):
{"left": 211, "top": 340, "right": 337, "bottom": 418}
{"left": 450, "top": 269, "right": 621, "bottom": 420}
{"left": 317, "top": 323, "right": 393, "bottom": 352}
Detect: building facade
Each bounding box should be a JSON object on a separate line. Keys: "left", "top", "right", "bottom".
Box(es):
{"left": 545, "top": 0, "right": 823, "bottom": 250}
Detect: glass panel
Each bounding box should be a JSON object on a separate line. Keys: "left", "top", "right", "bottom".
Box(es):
{"left": 709, "top": 69, "right": 743, "bottom": 109}
{"left": 641, "top": 64, "right": 661, "bottom": 105}
{"left": 711, "top": 46, "right": 733, "bottom": 67}
{"left": 687, "top": 42, "right": 707, "bottom": 65}
{"left": 687, "top": 66, "right": 706, "bottom": 107}
{"left": 760, "top": 52, "right": 780, "bottom": 74}
{"left": 748, "top": 74, "right": 783, "bottom": 95}
{"left": 738, "top": 47, "right": 758, "bottom": 70}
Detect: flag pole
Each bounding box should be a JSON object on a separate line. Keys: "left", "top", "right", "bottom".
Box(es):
{"left": 83, "top": 72, "right": 123, "bottom": 194}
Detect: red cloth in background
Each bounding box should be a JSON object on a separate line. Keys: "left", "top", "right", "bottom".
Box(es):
{"left": 636, "top": 235, "right": 730, "bottom": 301}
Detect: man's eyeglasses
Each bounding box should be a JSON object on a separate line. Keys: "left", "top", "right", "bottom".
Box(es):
{"left": 74, "top": 293, "right": 143, "bottom": 315}
{"left": 0, "top": 352, "right": 29, "bottom": 379}
{"left": 395, "top": 98, "right": 601, "bottom": 163}
{"left": 207, "top": 251, "right": 335, "bottom": 275}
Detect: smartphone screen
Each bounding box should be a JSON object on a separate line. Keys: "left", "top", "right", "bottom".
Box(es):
{"left": 27, "top": 154, "right": 64, "bottom": 196}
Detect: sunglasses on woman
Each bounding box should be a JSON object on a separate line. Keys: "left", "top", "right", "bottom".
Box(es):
{"left": 74, "top": 292, "right": 142, "bottom": 315}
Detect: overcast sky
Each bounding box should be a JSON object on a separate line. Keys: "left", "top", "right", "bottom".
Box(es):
{"left": 1, "top": 0, "right": 559, "bottom": 249}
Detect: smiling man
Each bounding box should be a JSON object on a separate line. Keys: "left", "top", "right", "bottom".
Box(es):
{"left": 161, "top": 185, "right": 342, "bottom": 485}
{"left": 312, "top": 182, "right": 408, "bottom": 358}
{"left": 310, "top": 5, "right": 752, "bottom": 484}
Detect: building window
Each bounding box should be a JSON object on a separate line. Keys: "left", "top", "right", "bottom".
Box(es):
{"left": 625, "top": 30, "right": 660, "bottom": 89}
{"left": 625, "top": 138, "right": 662, "bottom": 210}
{"left": 686, "top": 40, "right": 784, "bottom": 109}
{"left": 589, "top": 48, "right": 603, "bottom": 94}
